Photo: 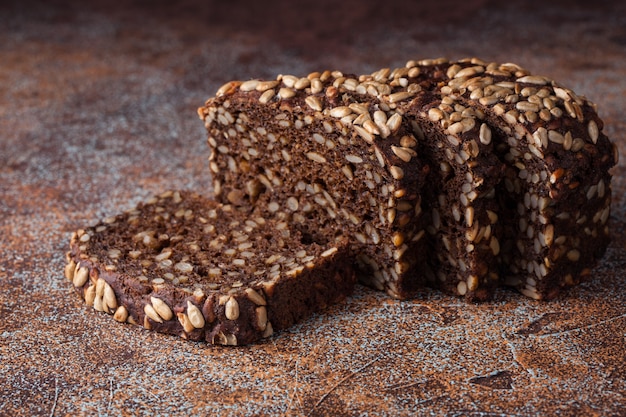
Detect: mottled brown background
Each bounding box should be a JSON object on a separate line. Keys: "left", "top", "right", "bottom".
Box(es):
{"left": 1, "top": 0, "right": 625, "bottom": 415}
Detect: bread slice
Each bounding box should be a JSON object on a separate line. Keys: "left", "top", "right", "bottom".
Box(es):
{"left": 438, "top": 60, "right": 616, "bottom": 299}
{"left": 64, "top": 190, "right": 355, "bottom": 345}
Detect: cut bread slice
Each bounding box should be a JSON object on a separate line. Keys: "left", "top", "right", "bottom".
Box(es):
{"left": 65, "top": 190, "right": 356, "bottom": 345}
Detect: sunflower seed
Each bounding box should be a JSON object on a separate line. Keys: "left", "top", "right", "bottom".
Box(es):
{"left": 73, "top": 266, "right": 89, "bottom": 288}
{"left": 187, "top": 301, "right": 205, "bottom": 329}
{"left": 144, "top": 304, "right": 163, "bottom": 323}
{"left": 225, "top": 297, "right": 240, "bottom": 320}
{"left": 113, "top": 306, "right": 128, "bottom": 323}
{"left": 150, "top": 296, "right": 173, "bottom": 321}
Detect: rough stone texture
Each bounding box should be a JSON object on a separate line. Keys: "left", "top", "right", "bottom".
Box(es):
{"left": 1, "top": 0, "right": 625, "bottom": 415}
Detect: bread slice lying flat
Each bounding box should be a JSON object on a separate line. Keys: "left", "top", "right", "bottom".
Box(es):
{"left": 65, "top": 190, "right": 355, "bottom": 345}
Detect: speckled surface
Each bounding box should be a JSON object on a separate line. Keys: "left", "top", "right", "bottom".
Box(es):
{"left": 1, "top": 0, "right": 625, "bottom": 415}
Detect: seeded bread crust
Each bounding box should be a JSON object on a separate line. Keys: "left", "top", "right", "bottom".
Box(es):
{"left": 64, "top": 191, "right": 356, "bottom": 345}
{"left": 199, "top": 57, "right": 617, "bottom": 301}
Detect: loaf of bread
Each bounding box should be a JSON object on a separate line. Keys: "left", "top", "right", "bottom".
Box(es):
{"left": 65, "top": 57, "right": 616, "bottom": 345}
{"left": 198, "top": 57, "right": 616, "bottom": 301}
{"left": 65, "top": 191, "right": 355, "bottom": 345}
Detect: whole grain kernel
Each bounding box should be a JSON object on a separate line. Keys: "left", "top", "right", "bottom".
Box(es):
{"left": 256, "top": 80, "right": 279, "bottom": 92}
{"left": 489, "top": 236, "right": 500, "bottom": 255}
{"left": 465, "top": 207, "right": 475, "bottom": 227}
{"left": 294, "top": 77, "right": 310, "bottom": 90}
{"left": 216, "top": 81, "right": 241, "bottom": 96}
{"left": 341, "top": 165, "right": 354, "bottom": 180}
{"left": 354, "top": 125, "right": 374, "bottom": 143}
{"left": 175, "top": 262, "right": 194, "bottom": 273}
{"left": 346, "top": 154, "right": 364, "bottom": 164}
{"left": 176, "top": 312, "right": 194, "bottom": 333}
{"left": 391, "top": 146, "right": 413, "bottom": 162}
{"left": 467, "top": 275, "right": 479, "bottom": 292}
{"left": 95, "top": 277, "right": 106, "bottom": 298}
{"left": 455, "top": 66, "right": 485, "bottom": 79}
{"left": 428, "top": 108, "right": 444, "bottom": 122}
{"left": 386, "top": 113, "right": 402, "bottom": 132}
{"left": 287, "top": 197, "right": 299, "bottom": 211}
{"left": 567, "top": 249, "right": 581, "bottom": 262}
{"left": 392, "top": 232, "right": 405, "bottom": 247}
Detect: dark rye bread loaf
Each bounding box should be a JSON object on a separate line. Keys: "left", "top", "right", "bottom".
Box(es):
{"left": 65, "top": 190, "right": 355, "bottom": 345}
{"left": 198, "top": 57, "right": 617, "bottom": 301}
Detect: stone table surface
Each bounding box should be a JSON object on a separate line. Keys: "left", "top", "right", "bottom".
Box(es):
{"left": 1, "top": 0, "right": 625, "bottom": 415}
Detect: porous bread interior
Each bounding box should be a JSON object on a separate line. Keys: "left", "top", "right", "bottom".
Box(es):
{"left": 74, "top": 191, "right": 347, "bottom": 292}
